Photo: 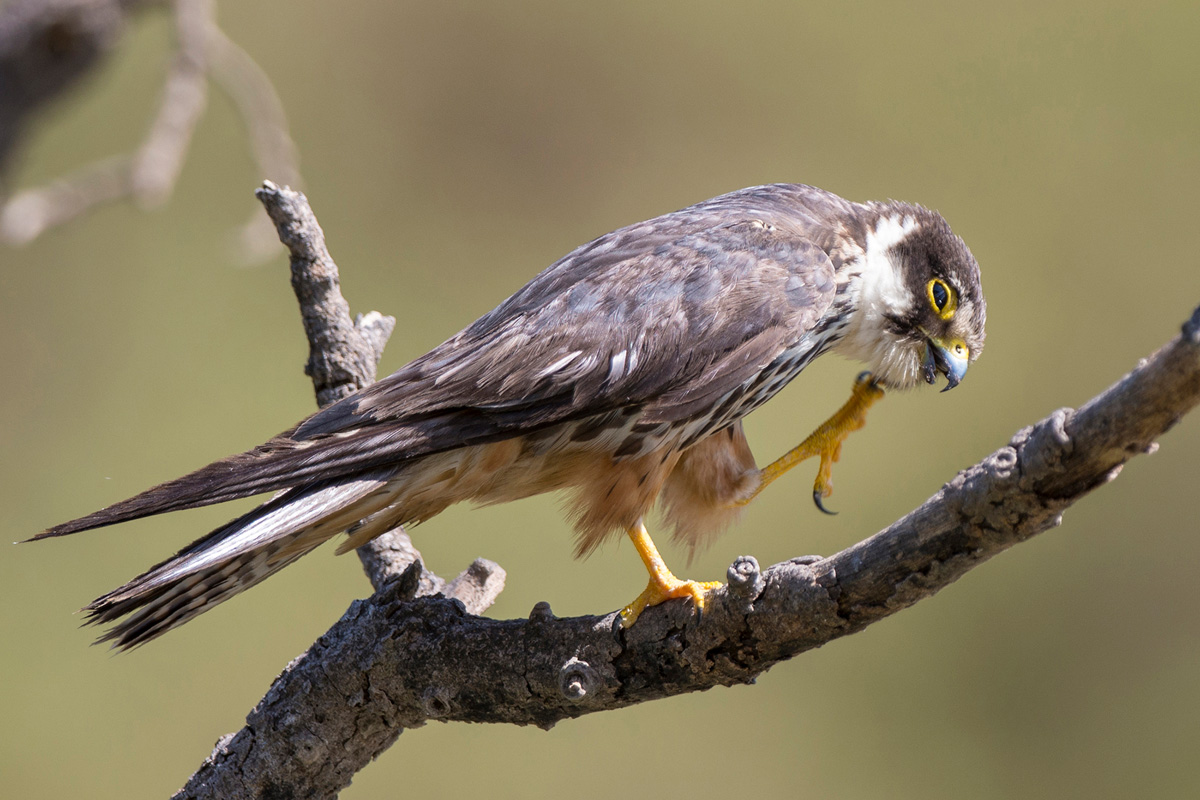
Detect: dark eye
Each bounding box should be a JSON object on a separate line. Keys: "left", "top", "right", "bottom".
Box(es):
{"left": 926, "top": 278, "right": 957, "bottom": 319}
{"left": 931, "top": 280, "right": 948, "bottom": 310}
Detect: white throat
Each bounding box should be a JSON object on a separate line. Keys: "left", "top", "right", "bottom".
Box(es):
{"left": 832, "top": 213, "right": 924, "bottom": 388}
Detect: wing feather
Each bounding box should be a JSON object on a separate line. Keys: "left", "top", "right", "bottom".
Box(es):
{"left": 36, "top": 185, "right": 844, "bottom": 539}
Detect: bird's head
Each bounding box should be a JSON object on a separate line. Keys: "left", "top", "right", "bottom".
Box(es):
{"left": 835, "top": 204, "right": 986, "bottom": 390}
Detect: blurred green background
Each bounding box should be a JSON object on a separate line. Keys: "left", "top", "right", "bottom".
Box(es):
{"left": 4, "top": 1, "right": 1200, "bottom": 797}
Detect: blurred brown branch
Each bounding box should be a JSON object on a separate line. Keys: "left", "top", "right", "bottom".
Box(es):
{"left": 172, "top": 183, "right": 1200, "bottom": 800}
{"left": 0, "top": 0, "right": 297, "bottom": 255}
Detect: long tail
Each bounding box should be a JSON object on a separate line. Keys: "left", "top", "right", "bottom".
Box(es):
{"left": 84, "top": 471, "right": 396, "bottom": 650}
{"left": 26, "top": 431, "right": 323, "bottom": 541}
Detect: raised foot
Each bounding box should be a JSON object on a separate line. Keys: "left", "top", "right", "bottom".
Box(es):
{"left": 730, "top": 371, "right": 885, "bottom": 513}
{"left": 808, "top": 371, "right": 885, "bottom": 513}
{"left": 618, "top": 575, "right": 723, "bottom": 628}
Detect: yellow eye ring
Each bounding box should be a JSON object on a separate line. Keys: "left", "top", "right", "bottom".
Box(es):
{"left": 927, "top": 278, "right": 958, "bottom": 320}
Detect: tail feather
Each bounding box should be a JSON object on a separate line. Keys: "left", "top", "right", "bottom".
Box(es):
{"left": 89, "top": 545, "right": 304, "bottom": 650}
{"left": 84, "top": 471, "right": 396, "bottom": 650}
{"left": 28, "top": 433, "right": 313, "bottom": 541}
{"left": 31, "top": 399, "right": 533, "bottom": 543}
{"left": 29, "top": 417, "right": 466, "bottom": 542}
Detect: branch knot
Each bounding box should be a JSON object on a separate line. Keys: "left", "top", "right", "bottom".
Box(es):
{"left": 726, "top": 555, "right": 765, "bottom": 601}
{"left": 559, "top": 657, "right": 599, "bottom": 701}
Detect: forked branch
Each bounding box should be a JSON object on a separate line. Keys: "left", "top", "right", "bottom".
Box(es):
{"left": 0, "top": 0, "right": 297, "bottom": 257}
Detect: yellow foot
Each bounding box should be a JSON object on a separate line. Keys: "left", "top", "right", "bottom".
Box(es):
{"left": 619, "top": 574, "right": 723, "bottom": 628}
{"left": 618, "top": 518, "right": 721, "bottom": 628}
{"left": 732, "top": 371, "right": 885, "bottom": 513}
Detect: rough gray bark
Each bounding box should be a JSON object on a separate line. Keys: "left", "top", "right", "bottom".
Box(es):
{"left": 175, "top": 182, "right": 1200, "bottom": 800}
{"left": 254, "top": 180, "right": 468, "bottom": 597}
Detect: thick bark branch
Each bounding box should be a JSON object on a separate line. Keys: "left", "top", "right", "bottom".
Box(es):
{"left": 175, "top": 184, "right": 1200, "bottom": 800}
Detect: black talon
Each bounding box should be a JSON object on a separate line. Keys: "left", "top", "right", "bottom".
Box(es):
{"left": 813, "top": 490, "right": 837, "bottom": 516}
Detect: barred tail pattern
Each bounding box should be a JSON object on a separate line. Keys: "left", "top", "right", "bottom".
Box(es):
{"left": 84, "top": 471, "right": 394, "bottom": 650}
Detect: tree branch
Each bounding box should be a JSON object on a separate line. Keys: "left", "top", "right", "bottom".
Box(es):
{"left": 174, "top": 183, "right": 1200, "bottom": 799}
{"left": 0, "top": 0, "right": 143, "bottom": 178}
{"left": 254, "top": 180, "right": 477, "bottom": 595}
{"left": 0, "top": 0, "right": 297, "bottom": 257}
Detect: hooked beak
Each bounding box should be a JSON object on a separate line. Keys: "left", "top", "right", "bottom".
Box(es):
{"left": 922, "top": 338, "right": 970, "bottom": 392}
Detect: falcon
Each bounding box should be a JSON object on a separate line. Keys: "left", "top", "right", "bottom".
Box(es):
{"left": 32, "top": 183, "right": 986, "bottom": 649}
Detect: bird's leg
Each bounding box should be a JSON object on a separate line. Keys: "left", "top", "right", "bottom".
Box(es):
{"left": 618, "top": 518, "right": 722, "bottom": 628}
{"left": 733, "top": 371, "right": 885, "bottom": 513}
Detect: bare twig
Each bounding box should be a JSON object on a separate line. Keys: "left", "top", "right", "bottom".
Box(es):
{"left": 127, "top": 0, "right": 208, "bottom": 208}
{"left": 254, "top": 180, "right": 459, "bottom": 595}
{"left": 172, "top": 185, "right": 1200, "bottom": 800}
{"left": 0, "top": 0, "right": 203, "bottom": 243}
{"left": 0, "top": 0, "right": 298, "bottom": 253}
{"left": 0, "top": 0, "right": 144, "bottom": 177}
{"left": 0, "top": 152, "right": 133, "bottom": 240}
{"left": 207, "top": 25, "right": 299, "bottom": 261}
